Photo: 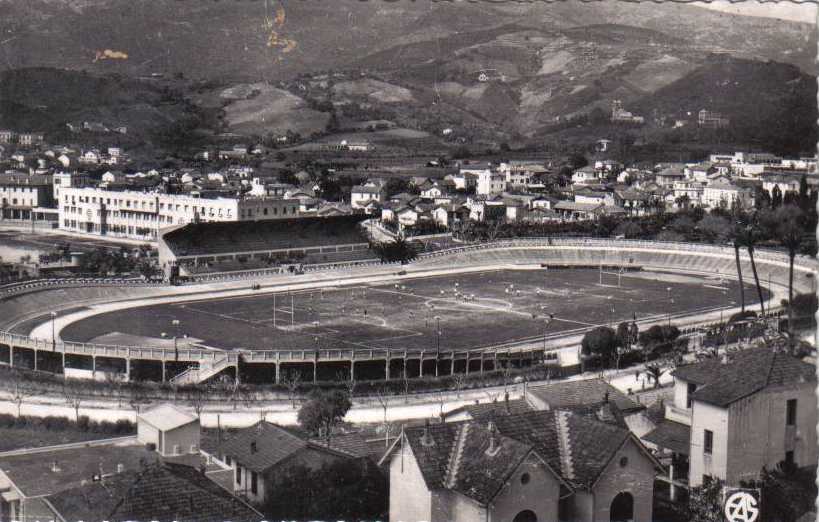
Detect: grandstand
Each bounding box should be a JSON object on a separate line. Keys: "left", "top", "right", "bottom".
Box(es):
{"left": 158, "top": 215, "right": 374, "bottom": 278}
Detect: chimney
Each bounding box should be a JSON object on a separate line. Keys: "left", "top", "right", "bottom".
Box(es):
{"left": 420, "top": 419, "right": 435, "bottom": 447}
{"left": 721, "top": 353, "right": 731, "bottom": 365}
{"left": 51, "top": 460, "right": 61, "bottom": 473}
{"left": 485, "top": 421, "right": 500, "bottom": 457}
{"left": 116, "top": 463, "right": 125, "bottom": 474}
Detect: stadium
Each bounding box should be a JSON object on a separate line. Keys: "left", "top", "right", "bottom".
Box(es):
{"left": 0, "top": 216, "right": 815, "bottom": 388}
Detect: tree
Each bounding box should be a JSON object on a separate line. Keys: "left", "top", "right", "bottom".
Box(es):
{"left": 730, "top": 221, "right": 747, "bottom": 313}
{"left": 262, "top": 458, "right": 387, "bottom": 521}
{"left": 62, "top": 385, "right": 83, "bottom": 422}
{"left": 297, "top": 389, "right": 351, "bottom": 444}
{"left": 581, "top": 326, "right": 618, "bottom": 368}
{"left": 737, "top": 216, "right": 766, "bottom": 316}
{"left": 11, "top": 381, "right": 29, "bottom": 418}
{"left": 698, "top": 214, "right": 731, "bottom": 243}
{"left": 451, "top": 372, "right": 467, "bottom": 398}
{"left": 771, "top": 184, "right": 783, "bottom": 208}
{"left": 614, "top": 220, "right": 644, "bottom": 239}
{"left": 282, "top": 370, "right": 302, "bottom": 409}
{"left": 670, "top": 215, "right": 697, "bottom": 237}
{"left": 373, "top": 386, "right": 390, "bottom": 448}
{"left": 685, "top": 475, "right": 725, "bottom": 522}
{"left": 777, "top": 205, "right": 804, "bottom": 338}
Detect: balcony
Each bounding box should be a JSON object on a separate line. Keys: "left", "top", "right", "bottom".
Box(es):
{"left": 665, "top": 403, "right": 692, "bottom": 426}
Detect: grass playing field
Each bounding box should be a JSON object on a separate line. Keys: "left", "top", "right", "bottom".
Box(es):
{"left": 60, "top": 268, "right": 763, "bottom": 352}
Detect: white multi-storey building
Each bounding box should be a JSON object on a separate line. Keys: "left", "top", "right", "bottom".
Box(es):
{"left": 58, "top": 187, "right": 299, "bottom": 241}
{"left": 476, "top": 170, "right": 506, "bottom": 196}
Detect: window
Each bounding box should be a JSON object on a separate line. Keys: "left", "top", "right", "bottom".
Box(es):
{"left": 785, "top": 451, "right": 794, "bottom": 465}
{"left": 619, "top": 456, "right": 628, "bottom": 467}
{"left": 704, "top": 430, "right": 713, "bottom": 455}
{"left": 686, "top": 383, "right": 697, "bottom": 408}
{"left": 251, "top": 471, "right": 258, "bottom": 494}
{"left": 236, "top": 465, "right": 242, "bottom": 485}
{"left": 520, "top": 472, "right": 530, "bottom": 485}
{"left": 786, "top": 399, "right": 797, "bottom": 426}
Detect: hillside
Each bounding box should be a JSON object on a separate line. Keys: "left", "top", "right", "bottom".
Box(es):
{"left": 0, "top": 68, "right": 212, "bottom": 150}
{"left": 637, "top": 57, "right": 818, "bottom": 155}
{"left": 0, "top": 0, "right": 813, "bottom": 80}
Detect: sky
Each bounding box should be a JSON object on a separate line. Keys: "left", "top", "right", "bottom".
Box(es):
{"left": 693, "top": 1, "right": 817, "bottom": 24}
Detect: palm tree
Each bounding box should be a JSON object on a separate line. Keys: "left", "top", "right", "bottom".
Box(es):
{"left": 730, "top": 222, "right": 746, "bottom": 314}
{"left": 777, "top": 206, "right": 804, "bottom": 337}
{"left": 740, "top": 215, "right": 766, "bottom": 316}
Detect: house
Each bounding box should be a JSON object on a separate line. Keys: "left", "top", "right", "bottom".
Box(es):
{"left": 476, "top": 170, "right": 506, "bottom": 196}
{"left": 444, "top": 379, "right": 643, "bottom": 424}
{"left": 654, "top": 166, "right": 686, "bottom": 188}
{"left": 761, "top": 172, "right": 804, "bottom": 197}
{"left": 351, "top": 183, "right": 386, "bottom": 211}
{"left": 0, "top": 433, "right": 233, "bottom": 522}
{"left": 528, "top": 207, "right": 562, "bottom": 223}
{"left": 531, "top": 195, "right": 558, "bottom": 210}
{"left": 420, "top": 181, "right": 448, "bottom": 200}
{"left": 571, "top": 166, "right": 601, "bottom": 185}
{"left": 433, "top": 204, "right": 468, "bottom": 228}
{"left": 684, "top": 163, "right": 714, "bottom": 183}
{"left": 670, "top": 182, "right": 703, "bottom": 209}
{"left": 397, "top": 206, "right": 421, "bottom": 229}
{"left": 80, "top": 150, "right": 101, "bottom": 165}
{"left": 553, "top": 201, "right": 604, "bottom": 221}
{"left": 0, "top": 130, "right": 16, "bottom": 144}
{"left": 643, "top": 346, "right": 816, "bottom": 497}
{"left": 574, "top": 187, "right": 620, "bottom": 207}
{"left": 468, "top": 195, "right": 506, "bottom": 222}
{"left": 44, "top": 462, "right": 263, "bottom": 522}
{"left": 137, "top": 403, "right": 201, "bottom": 457}
{"left": 499, "top": 161, "right": 548, "bottom": 188}
{"left": 504, "top": 198, "right": 529, "bottom": 222}
{"left": 216, "top": 421, "right": 359, "bottom": 505}
{"left": 702, "top": 181, "right": 753, "bottom": 210}
{"left": 616, "top": 190, "right": 652, "bottom": 216}
{"left": 381, "top": 409, "right": 662, "bottom": 522}
{"left": 18, "top": 133, "right": 44, "bottom": 146}
{"left": 446, "top": 172, "right": 478, "bottom": 191}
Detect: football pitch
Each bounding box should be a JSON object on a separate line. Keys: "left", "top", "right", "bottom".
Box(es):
{"left": 60, "top": 268, "right": 763, "bottom": 352}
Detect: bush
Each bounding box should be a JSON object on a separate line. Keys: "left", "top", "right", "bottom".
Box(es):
{"left": 77, "top": 415, "right": 91, "bottom": 432}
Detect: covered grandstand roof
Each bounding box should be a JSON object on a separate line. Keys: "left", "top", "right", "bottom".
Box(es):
{"left": 161, "top": 215, "right": 369, "bottom": 257}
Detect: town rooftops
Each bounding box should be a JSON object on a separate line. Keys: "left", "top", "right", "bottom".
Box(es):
{"left": 384, "top": 409, "right": 660, "bottom": 497}
{"left": 393, "top": 420, "right": 539, "bottom": 506}
{"left": 673, "top": 346, "right": 816, "bottom": 407}
{"left": 218, "top": 421, "right": 358, "bottom": 475}
{"left": 0, "top": 173, "right": 52, "bottom": 186}
{"left": 443, "top": 398, "right": 534, "bottom": 421}
{"left": 527, "top": 378, "right": 644, "bottom": 414}
{"left": 0, "top": 437, "right": 223, "bottom": 499}
{"left": 642, "top": 420, "right": 691, "bottom": 456}
{"left": 138, "top": 404, "right": 198, "bottom": 432}
{"left": 553, "top": 201, "right": 603, "bottom": 212}
{"left": 351, "top": 184, "right": 383, "bottom": 194}
{"left": 45, "top": 462, "right": 263, "bottom": 522}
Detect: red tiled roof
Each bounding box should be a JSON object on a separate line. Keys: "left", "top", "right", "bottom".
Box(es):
{"left": 673, "top": 347, "right": 815, "bottom": 407}
{"left": 46, "top": 462, "right": 263, "bottom": 522}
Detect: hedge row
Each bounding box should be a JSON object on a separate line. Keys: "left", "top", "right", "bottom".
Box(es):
{"left": 0, "top": 413, "right": 135, "bottom": 435}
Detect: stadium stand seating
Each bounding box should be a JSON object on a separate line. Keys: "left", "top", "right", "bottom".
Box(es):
{"left": 163, "top": 215, "right": 370, "bottom": 257}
